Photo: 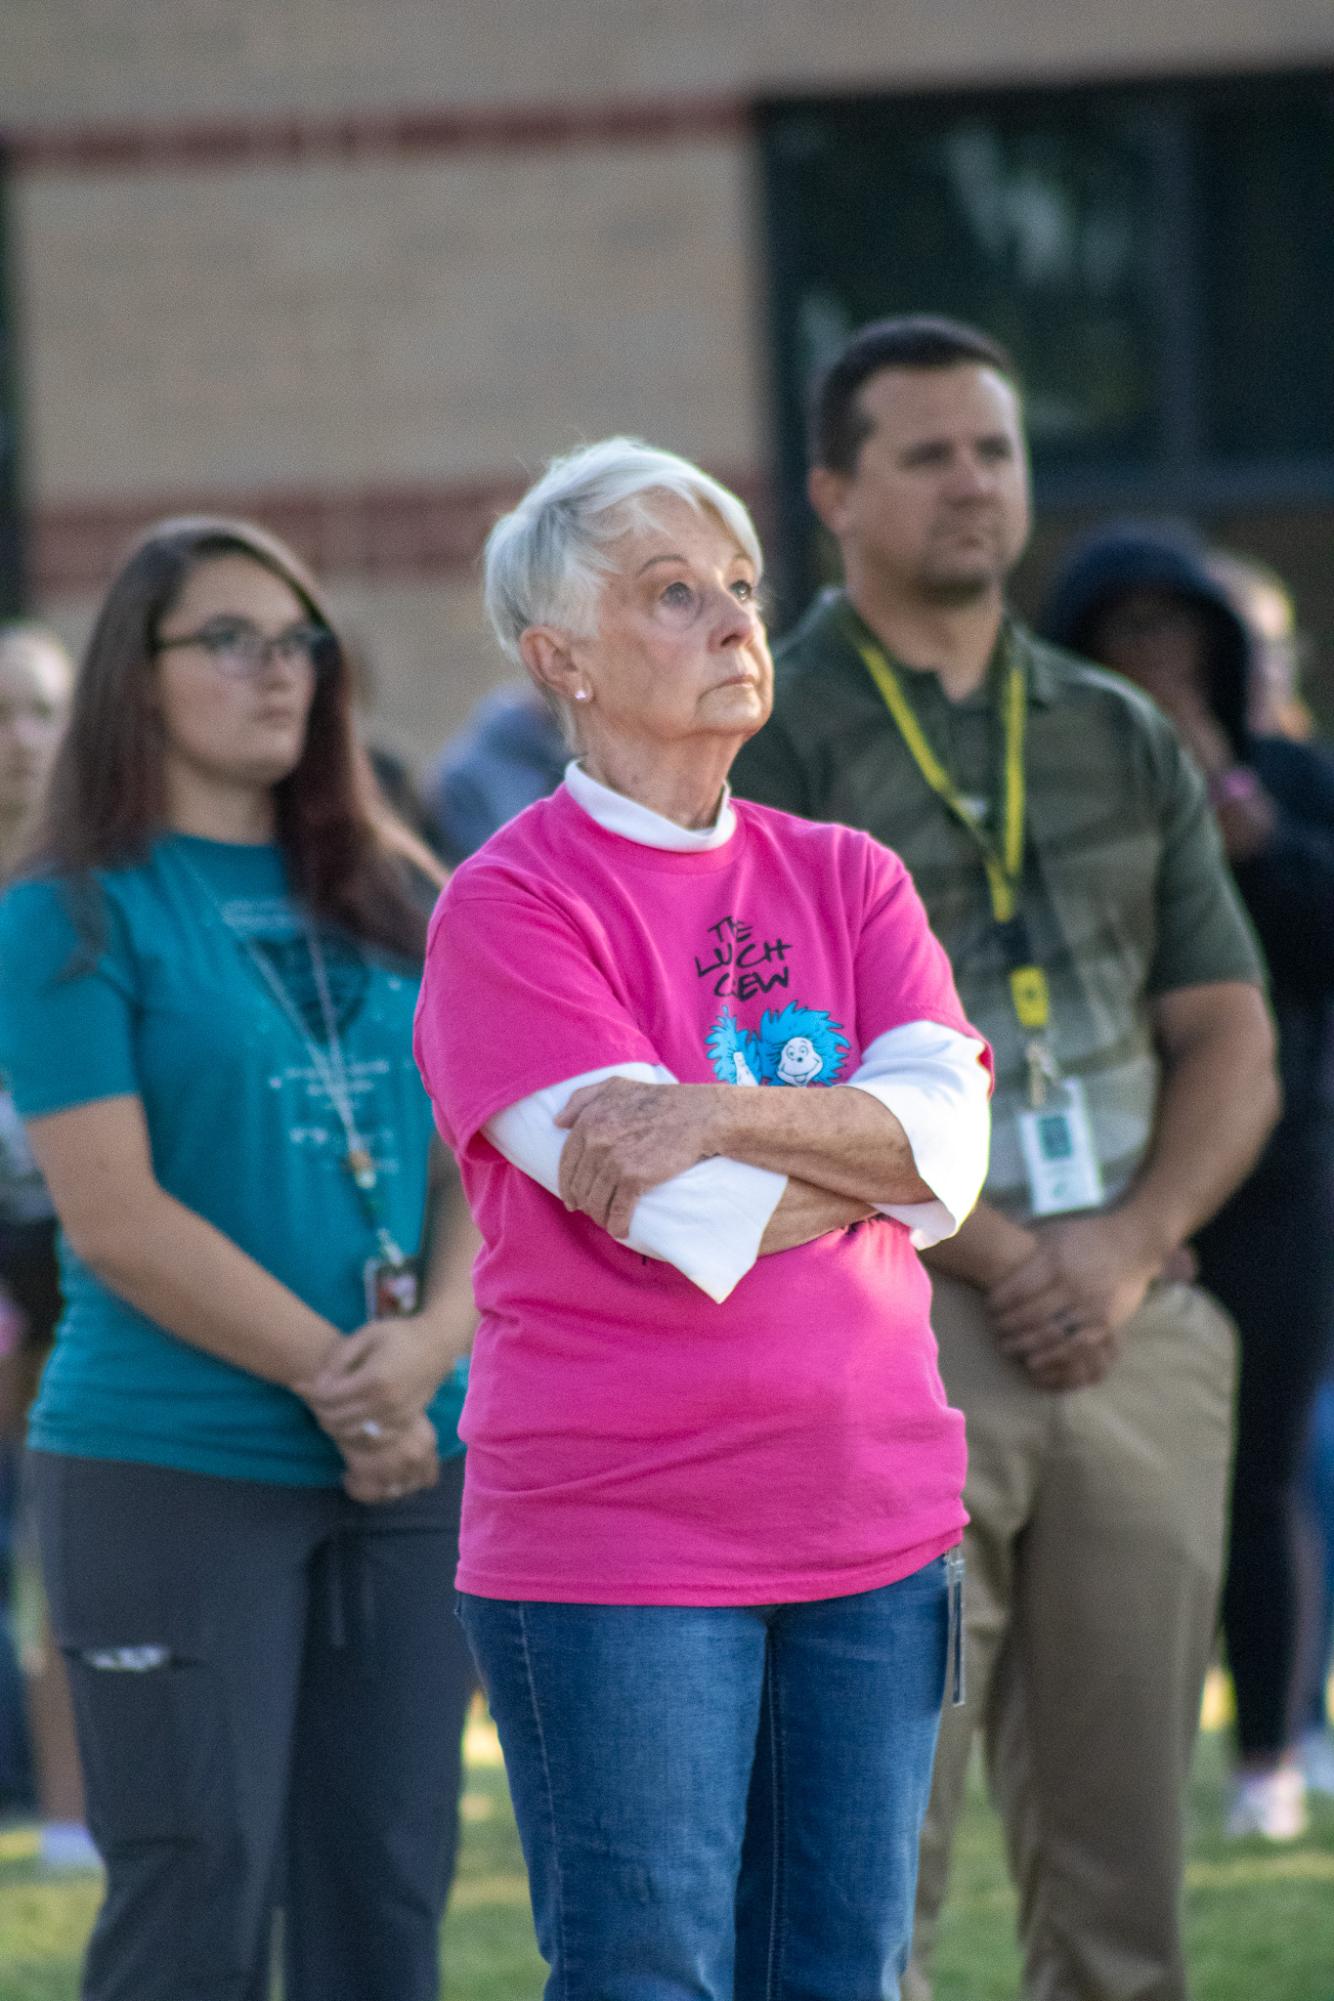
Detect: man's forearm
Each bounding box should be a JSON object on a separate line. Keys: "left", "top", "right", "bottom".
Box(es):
{"left": 1118, "top": 982, "right": 1279, "bottom": 1264}
{"left": 922, "top": 1200, "right": 1037, "bottom": 1292}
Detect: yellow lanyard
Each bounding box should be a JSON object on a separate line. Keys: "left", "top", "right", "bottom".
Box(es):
{"left": 848, "top": 620, "right": 1051, "bottom": 1038}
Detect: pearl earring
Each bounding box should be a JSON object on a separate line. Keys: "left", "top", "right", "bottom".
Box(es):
{"left": 573, "top": 689, "right": 590, "bottom": 703}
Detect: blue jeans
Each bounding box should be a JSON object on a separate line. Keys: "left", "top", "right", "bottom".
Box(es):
{"left": 1301, "top": 1375, "right": 1334, "bottom": 1731}
{"left": 460, "top": 1558, "right": 950, "bottom": 2001}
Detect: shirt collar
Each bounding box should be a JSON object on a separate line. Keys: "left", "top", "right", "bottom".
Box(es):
{"left": 827, "top": 590, "right": 1057, "bottom": 709}
{"left": 1023, "top": 637, "right": 1061, "bottom": 707}
{"left": 563, "top": 759, "right": 738, "bottom": 851}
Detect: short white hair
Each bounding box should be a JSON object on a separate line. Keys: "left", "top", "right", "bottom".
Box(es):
{"left": 483, "top": 437, "right": 763, "bottom": 665}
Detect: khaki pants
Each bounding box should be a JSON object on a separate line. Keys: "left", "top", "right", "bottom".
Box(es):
{"left": 907, "top": 1277, "right": 1235, "bottom": 2001}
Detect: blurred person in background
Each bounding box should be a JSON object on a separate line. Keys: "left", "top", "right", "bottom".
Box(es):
{"left": 0, "top": 621, "right": 93, "bottom": 1870}
{"left": 417, "top": 439, "right": 994, "bottom": 2001}
{"left": 0, "top": 624, "right": 69, "bottom": 860}
{"left": 1208, "top": 549, "right": 1316, "bottom": 741}
{"left": 1209, "top": 551, "right": 1334, "bottom": 1794}
{"left": 422, "top": 680, "right": 566, "bottom": 864}
{"left": 1039, "top": 522, "right": 1334, "bottom": 1838}
{"left": 0, "top": 520, "right": 477, "bottom": 2001}
{"left": 734, "top": 318, "right": 1277, "bottom": 2001}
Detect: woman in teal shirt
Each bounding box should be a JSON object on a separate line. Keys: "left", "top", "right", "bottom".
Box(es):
{"left": 0, "top": 517, "right": 474, "bottom": 2001}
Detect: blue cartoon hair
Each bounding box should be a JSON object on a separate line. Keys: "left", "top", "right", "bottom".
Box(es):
{"left": 755, "top": 1002, "right": 849, "bottom": 1084}
{"left": 707, "top": 1006, "right": 762, "bottom": 1085}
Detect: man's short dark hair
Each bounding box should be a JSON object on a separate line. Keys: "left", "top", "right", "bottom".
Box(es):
{"left": 811, "top": 316, "right": 1021, "bottom": 475}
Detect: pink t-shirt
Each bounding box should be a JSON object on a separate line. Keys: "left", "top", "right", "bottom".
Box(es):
{"left": 415, "top": 786, "right": 981, "bottom": 1604}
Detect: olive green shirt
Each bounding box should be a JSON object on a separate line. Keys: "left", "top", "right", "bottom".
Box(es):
{"left": 732, "top": 590, "right": 1263, "bottom": 1219}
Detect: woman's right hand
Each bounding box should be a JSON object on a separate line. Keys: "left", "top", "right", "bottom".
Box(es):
{"left": 555, "top": 1078, "right": 722, "bottom": 1236}
{"left": 301, "top": 1316, "right": 448, "bottom": 1442}
{"left": 338, "top": 1411, "right": 440, "bottom": 1505}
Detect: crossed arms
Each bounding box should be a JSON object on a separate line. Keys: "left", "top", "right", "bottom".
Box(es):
{"left": 485, "top": 1021, "right": 993, "bottom": 1302}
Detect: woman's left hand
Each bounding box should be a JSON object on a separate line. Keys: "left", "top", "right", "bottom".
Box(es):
{"left": 339, "top": 1411, "right": 441, "bottom": 1506}
{"left": 555, "top": 1078, "right": 720, "bottom": 1237}
{"left": 302, "top": 1317, "right": 446, "bottom": 1443}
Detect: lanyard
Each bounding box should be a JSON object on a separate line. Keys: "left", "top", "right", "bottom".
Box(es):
{"left": 177, "top": 853, "right": 407, "bottom": 1265}
{"left": 847, "top": 616, "right": 1056, "bottom": 1097}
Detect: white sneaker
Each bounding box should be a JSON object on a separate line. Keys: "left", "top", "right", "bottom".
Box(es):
{"left": 37, "top": 1822, "right": 101, "bottom": 1873}
{"left": 1224, "top": 1766, "right": 1309, "bottom": 1840}
{"left": 1297, "top": 1727, "right": 1334, "bottom": 1798}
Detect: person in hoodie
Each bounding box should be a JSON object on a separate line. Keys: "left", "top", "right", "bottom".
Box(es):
{"left": 1040, "top": 524, "right": 1334, "bottom": 1839}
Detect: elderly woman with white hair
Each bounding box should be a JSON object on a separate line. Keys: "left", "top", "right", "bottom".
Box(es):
{"left": 414, "top": 438, "right": 992, "bottom": 2001}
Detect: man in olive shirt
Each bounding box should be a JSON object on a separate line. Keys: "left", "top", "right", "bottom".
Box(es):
{"left": 733, "top": 317, "right": 1279, "bottom": 2001}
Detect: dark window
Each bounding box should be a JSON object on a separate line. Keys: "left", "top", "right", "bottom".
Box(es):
{"left": 760, "top": 71, "right": 1334, "bottom": 617}
{"left": 1196, "top": 92, "right": 1334, "bottom": 461}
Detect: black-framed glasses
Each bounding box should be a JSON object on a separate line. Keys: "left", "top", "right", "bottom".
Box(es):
{"left": 154, "top": 618, "right": 335, "bottom": 679}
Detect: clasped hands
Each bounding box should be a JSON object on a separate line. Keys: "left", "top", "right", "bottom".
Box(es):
{"left": 986, "top": 1209, "right": 1190, "bottom": 1392}
{"left": 298, "top": 1315, "right": 447, "bottom": 1505}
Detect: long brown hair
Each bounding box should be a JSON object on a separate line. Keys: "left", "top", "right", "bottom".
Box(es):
{"left": 27, "top": 516, "right": 441, "bottom": 960}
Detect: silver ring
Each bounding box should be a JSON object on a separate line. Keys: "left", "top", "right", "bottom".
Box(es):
{"left": 358, "top": 1419, "right": 384, "bottom": 1442}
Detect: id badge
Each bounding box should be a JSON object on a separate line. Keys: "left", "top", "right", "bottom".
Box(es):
{"left": 363, "top": 1255, "right": 421, "bottom": 1320}
{"left": 1016, "top": 1077, "right": 1105, "bottom": 1218}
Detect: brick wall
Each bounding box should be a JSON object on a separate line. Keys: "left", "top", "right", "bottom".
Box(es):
{"left": 6, "top": 0, "right": 1334, "bottom": 756}
{"left": 10, "top": 123, "right": 763, "bottom": 758}
{"left": 8, "top": 0, "right": 1334, "bottom": 125}
{"left": 16, "top": 141, "right": 760, "bottom": 503}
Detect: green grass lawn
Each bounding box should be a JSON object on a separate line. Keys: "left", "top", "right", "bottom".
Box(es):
{"left": 2, "top": 1704, "right": 1332, "bottom": 2000}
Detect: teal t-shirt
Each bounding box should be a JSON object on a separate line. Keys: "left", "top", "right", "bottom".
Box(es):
{"left": 0, "top": 835, "right": 466, "bottom": 1484}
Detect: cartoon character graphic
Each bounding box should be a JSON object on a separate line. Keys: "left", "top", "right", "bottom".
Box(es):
{"left": 707, "top": 1008, "right": 762, "bottom": 1086}
{"left": 707, "top": 1002, "right": 850, "bottom": 1087}
{"left": 774, "top": 1033, "right": 825, "bottom": 1086}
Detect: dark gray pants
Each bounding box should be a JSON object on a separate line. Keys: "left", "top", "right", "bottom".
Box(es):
{"left": 28, "top": 1449, "right": 474, "bottom": 2001}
